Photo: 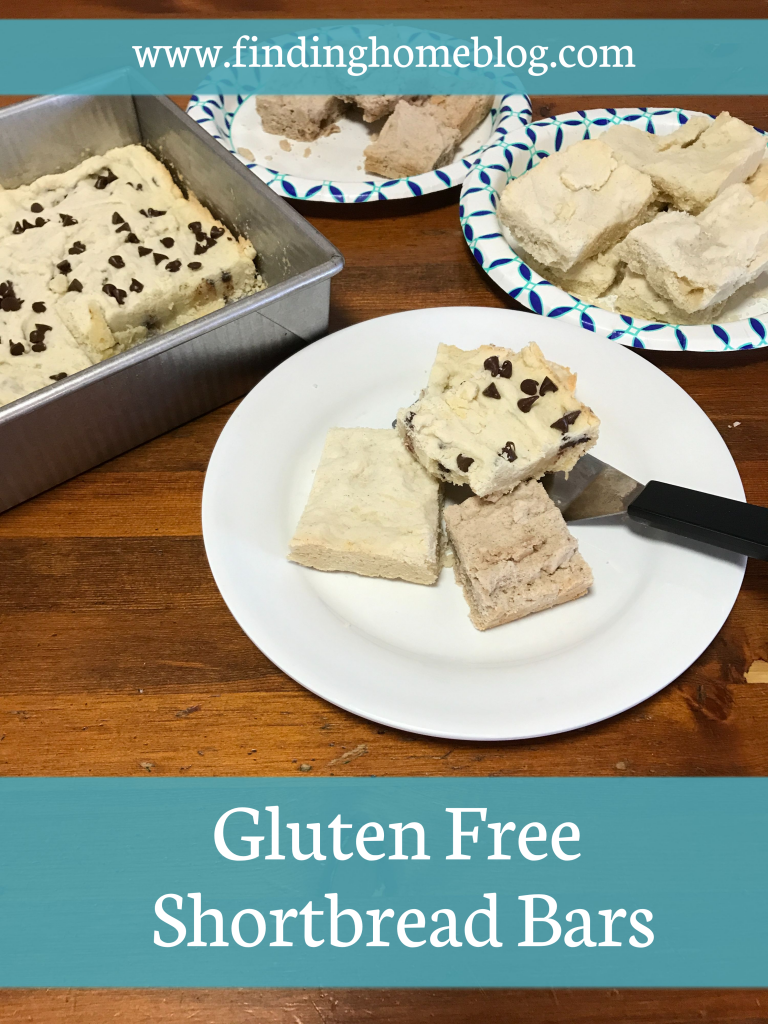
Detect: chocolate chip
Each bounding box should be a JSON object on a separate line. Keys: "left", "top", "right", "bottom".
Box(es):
{"left": 206, "top": 237, "right": 217, "bottom": 248}
{"left": 50, "top": 372, "right": 68, "bottom": 381}
{"left": 560, "top": 435, "right": 587, "bottom": 452}
{"left": 405, "top": 410, "right": 415, "bottom": 427}
{"left": 539, "top": 376, "right": 558, "bottom": 395}
{"left": 483, "top": 382, "right": 501, "bottom": 399}
{"left": 12, "top": 222, "right": 23, "bottom": 234}
{"left": 21, "top": 219, "right": 36, "bottom": 230}
{"left": 31, "top": 341, "right": 46, "bottom": 352}
{"left": 145, "top": 208, "right": 166, "bottom": 217}
{"left": 29, "top": 324, "right": 52, "bottom": 345}
{"left": 499, "top": 360, "right": 512, "bottom": 378}
{"left": 193, "top": 242, "right": 207, "bottom": 256}
{"left": 32, "top": 301, "right": 46, "bottom": 313}
{"left": 112, "top": 212, "right": 125, "bottom": 225}
{"left": 60, "top": 214, "right": 78, "bottom": 226}
{"left": 210, "top": 225, "right": 225, "bottom": 239}
{"left": 160, "top": 237, "right": 174, "bottom": 248}
{"left": 9, "top": 341, "right": 24, "bottom": 355}
{"left": 57, "top": 260, "right": 72, "bottom": 275}
{"left": 456, "top": 454, "right": 474, "bottom": 472}
{"left": 30, "top": 202, "right": 43, "bottom": 213}
{"left": 108, "top": 255, "right": 125, "bottom": 269}
{"left": 153, "top": 253, "right": 168, "bottom": 265}
{"left": 68, "top": 241, "right": 86, "bottom": 255}
{"left": 483, "top": 355, "right": 500, "bottom": 376}
{"left": 67, "top": 279, "right": 83, "bottom": 292}
{"left": 130, "top": 278, "right": 144, "bottom": 293}
{"left": 550, "top": 410, "right": 581, "bottom": 433}
{"left": 436, "top": 463, "right": 450, "bottom": 475}
{"left": 520, "top": 378, "right": 538, "bottom": 395}
{"left": 166, "top": 260, "right": 181, "bottom": 272}
{"left": 517, "top": 395, "right": 539, "bottom": 413}
{"left": 221, "top": 271, "right": 232, "bottom": 283}
{"left": 500, "top": 442, "right": 517, "bottom": 462}
{"left": 94, "top": 168, "right": 118, "bottom": 189}
{"left": 102, "top": 283, "right": 127, "bottom": 305}
{"left": 391, "top": 419, "right": 397, "bottom": 429}
{"left": 34, "top": 217, "right": 46, "bottom": 228}
{"left": 125, "top": 233, "right": 140, "bottom": 244}
{"left": 187, "top": 261, "right": 202, "bottom": 270}
{"left": 137, "top": 246, "right": 152, "bottom": 257}
{"left": 194, "top": 230, "right": 207, "bottom": 242}
{"left": 188, "top": 221, "right": 202, "bottom": 233}
{"left": 115, "top": 223, "right": 130, "bottom": 233}
{"left": 1, "top": 296, "right": 22, "bottom": 312}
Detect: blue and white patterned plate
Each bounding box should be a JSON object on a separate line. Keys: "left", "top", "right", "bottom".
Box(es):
{"left": 460, "top": 107, "right": 768, "bottom": 353}
{"left": 187, "top": 93, "right": 531, "bottom": 203}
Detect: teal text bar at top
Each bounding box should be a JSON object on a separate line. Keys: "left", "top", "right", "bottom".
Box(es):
{"left": 0, "top": 20, "right": 765, "bottom": 96}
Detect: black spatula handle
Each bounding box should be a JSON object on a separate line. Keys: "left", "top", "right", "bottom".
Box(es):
{"left": 627, "top": 481, "right": 768, "bottom": 560}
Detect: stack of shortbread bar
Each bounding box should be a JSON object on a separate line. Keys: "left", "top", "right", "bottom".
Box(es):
{"left": 498, "top": 112, "right": 768, "bottom": 325}
{"left": 289, "top": 341, "right": 600, "bottom": 631}
{"left": 256, "top": 95, "right": 493, "bottom": 179}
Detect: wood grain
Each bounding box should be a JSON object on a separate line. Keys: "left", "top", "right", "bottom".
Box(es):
{"left": 2, "top": 17, "right": 768, "bottom": 1019}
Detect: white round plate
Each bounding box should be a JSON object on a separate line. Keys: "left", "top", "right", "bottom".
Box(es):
{"left": 187, "top": 93, "right": 531, "bottom": 203}
{"left": 202, "top": 307, "right": 746, "bottom": 741}
{"left": 460, "top": 107, "right": 768, "bottom": 353}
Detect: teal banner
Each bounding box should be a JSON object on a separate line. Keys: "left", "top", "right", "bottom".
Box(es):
{"left": 0, "top": 20, "right": 764, "bottom": 96}
{"left": 0, "top": 777, "right": 765, "bottom": 987}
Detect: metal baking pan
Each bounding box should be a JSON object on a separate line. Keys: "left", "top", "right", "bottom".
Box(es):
{"left": 0, "top": 93, "right": 343, "bottom": 513}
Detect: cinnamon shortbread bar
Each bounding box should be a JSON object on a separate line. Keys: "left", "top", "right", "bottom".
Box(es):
{"left": 0, "top": 144, "right": 260, "bottom": 407}
{"left": 498, "top": 139, "right": 655, "bottom": 272}
{"left": 444, "top": 480, "right": 593, "bottom": 631}
{"left": 289, "top": 428, "right": 442, "bottom": 585}
{"left": 364, "top": 100, "right": 460, "bottom": 178}
{"left": 397, "top": 343, "right": 600, "bottom": 498}
{"left": 256, "top": 95, "right": 347, "bottom": 141}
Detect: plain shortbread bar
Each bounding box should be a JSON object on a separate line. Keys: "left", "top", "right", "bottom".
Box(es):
{"left": 616, "top": 183, "right": 768, "bottom": 314}
{"left": 642, "top": 112, "right": 765, "bottom": 214}
{"left": 444, "top": 480, "right": 593, "bottom": 631}
{"left": 397, "top": 342, "right": 600, "bottom": 498}
{"left": 0, "top": 144, "right": 260, "bottom": 408}
{"left": 497, "top": 139, "right": 655, "bottom": 273}
{"left": 289, "top": 427, "right": 442, "bottom": 585}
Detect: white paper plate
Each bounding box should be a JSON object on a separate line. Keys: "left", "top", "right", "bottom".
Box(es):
{"left": 202, "top": 307, "right": 746, "bottom": 741}
{"left": 187, "top": 93, "right": 531, "bottom": 202}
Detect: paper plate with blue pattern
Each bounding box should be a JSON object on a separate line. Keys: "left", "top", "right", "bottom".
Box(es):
{"left": 460, "top": 107, "right": 768, "bottom": 353}
{"left": 187, "top": 93, "right": 531, "bottom": 203}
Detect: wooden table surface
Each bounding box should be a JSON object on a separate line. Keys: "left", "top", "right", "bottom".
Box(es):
{"left": 2, "top": 1, "right": 768, "bottom": 1017}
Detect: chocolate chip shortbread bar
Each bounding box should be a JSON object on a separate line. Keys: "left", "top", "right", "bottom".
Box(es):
{"left": 0, "top": 144, "right": 261, "bottom": 407}
{"left": 397, "top": 342, "right": 600, "bottom": 498}
{"left": 289, "top": 427, "right": 442, "bottom": 585}
{"left": 445, "top": 480, "right": 593, "bottom": 631}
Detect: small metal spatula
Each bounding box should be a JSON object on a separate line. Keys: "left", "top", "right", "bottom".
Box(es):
{"left": 543, "top": 454, "right": 768, "bottom": 560}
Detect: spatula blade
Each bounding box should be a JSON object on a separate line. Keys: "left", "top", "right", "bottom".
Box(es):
{"left": 543, "top": 454, "right": 646, "bottom": 522}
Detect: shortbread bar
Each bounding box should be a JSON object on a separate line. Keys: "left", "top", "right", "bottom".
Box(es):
{"left": 601, "top": 116, "right": 711, "bottom": 174}
{"left": 289, "top": 428, "right": 442, "bottom": 585}
{"left": 643, "top": 112, "right": 765, "bottom": 214}
{"left": 498, "top": 139, "right": 655, "bottom": 272}
{"left": 519, "top": 243, "right": 623, "bottom": 302}
{"left": 444, "top": 480, "right": 593, "bottom": 631}
{"left": 616, "top": 183, "right": 768, "bottom": 314}
{"left": 425, "top": 95, "right": 493, "bottom": 140}
{"left": 614, "top": 270, "right": 725, "bottom": 325}
{"left": 364, "top": 100, "right": 459, "bottom": 178}
{"left": 256, "top": 95, "right": 347, "bottom": 140}
{"left": 0, "top": 144, "right": 260, "bottom": 408}
{"left": 397, "top": 343, "right": 600, "bottom": 499}
{"left": 747, "top": 157, "right": 768, "bottom": 201}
